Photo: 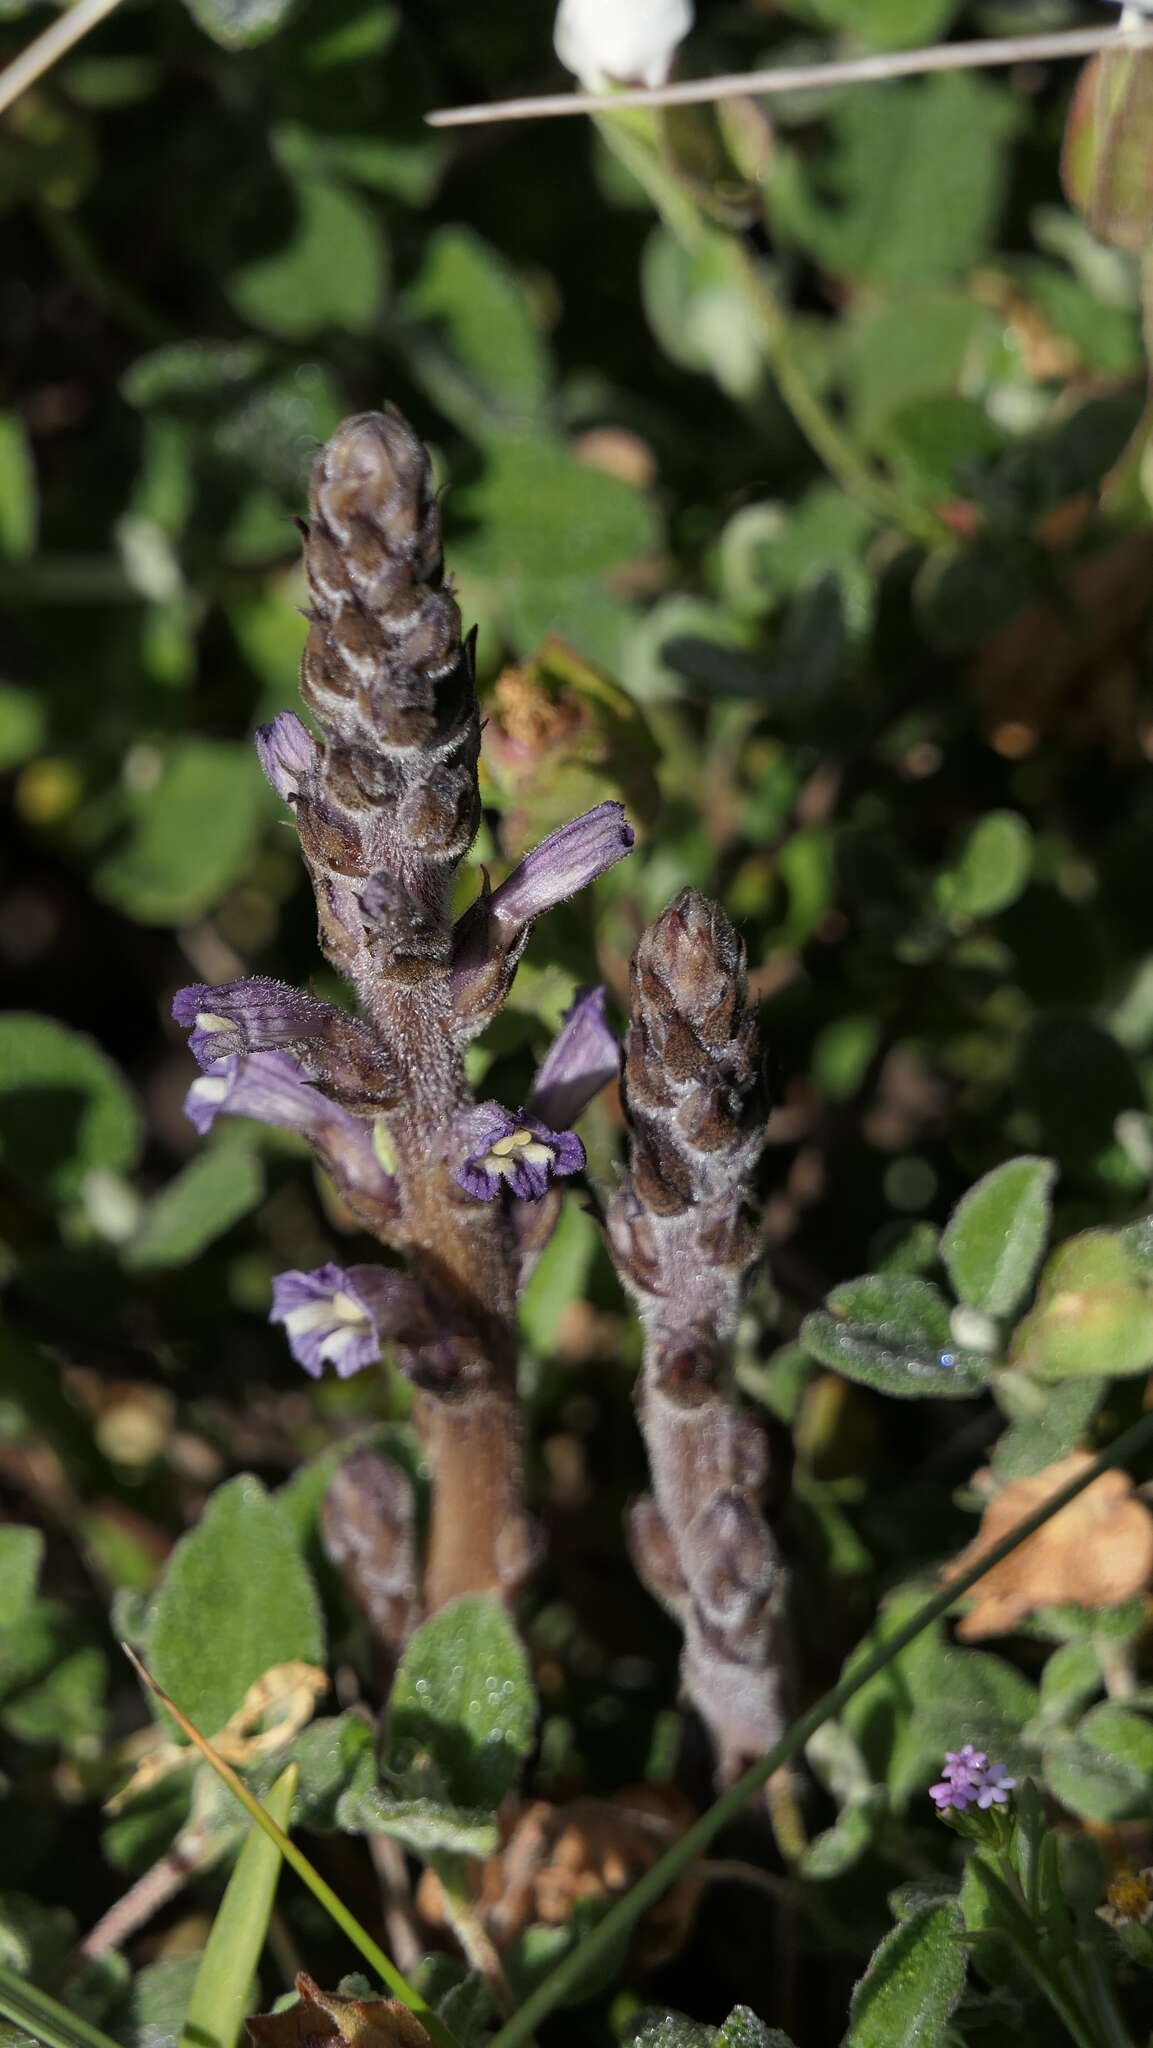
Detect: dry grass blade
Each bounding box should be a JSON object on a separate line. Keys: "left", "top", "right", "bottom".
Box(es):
{"left": 425, "top": 23, "right": 1153, "bottom": 127}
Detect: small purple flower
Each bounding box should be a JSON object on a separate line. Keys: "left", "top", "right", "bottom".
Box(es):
{"left": 486, "top": 802, "right": 634, "bottom": 927}
{"left": 184, "top": 1049, "right": 332, "bottom": 1140}
{"left": 930, "top": 1745, "right": 1016, "bottom": 1813}
{"left": 255, "top": 710, "right": 317, "bottom": 804}
{"left": 271, "top": 1263, "right": 386, "bottom": 1378}
{"left": 528, "top": 986, "right": 620, "bottom": 1130}
{"left": 456, "top": 1102, "right": 585, "bottom": 1203}
{"left": 172, "top": 978, "right": 339, "bottom": 1072}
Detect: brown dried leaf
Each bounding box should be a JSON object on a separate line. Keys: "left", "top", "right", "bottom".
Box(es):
{"left": 417, "top": 1786, "right": 700, "bottom": 1972}
{"left": 944, "top": 1451, "right": 1153, "bottom": 1639}
{"left": 247, "top": 1972, "right": 432, "bottom": 2048}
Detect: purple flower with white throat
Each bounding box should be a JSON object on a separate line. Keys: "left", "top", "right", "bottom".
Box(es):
{"left": 456, "top": 1102, "right": 585, "bottom": 1203}
{"left": 528, "top": 986, "right": 620, "bottom": 1129}
{"left": 271, "top": 1263, "right": 384, "bottom": 1378}
{"left": 182, "top": 1051, "right": 395, "bottom": 1209}
{"left": 172, "top": 978, "right": 338, "bottom": 1072}
{"left": 930, "top": 1746, "right": 1016, "bottom": 1813}
{"left": 255, "top": 710, "right": 317, "bottom": 804}
{"left": 487, "top": 802, "right": 634, "bottom": 927}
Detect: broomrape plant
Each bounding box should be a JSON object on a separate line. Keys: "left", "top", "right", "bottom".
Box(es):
{"left": 170, "top": 408, "right": 793, "bottom": 1778}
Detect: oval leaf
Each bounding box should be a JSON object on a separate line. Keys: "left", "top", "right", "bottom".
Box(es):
{"left": 940, "top": 1155, "right": 1056, "bottom": 1317}
{"left": 845, "top": 1901, "right": 966, "bottom": 2047}
{"left": 388, "top": 1593, "right": 534, "bottom": 1814}
{"left": 802, "top": 1275, "right": 988, "bottom": 1399}
{"left": 148, "top": 1475, "right": 324, "bottom": 1738}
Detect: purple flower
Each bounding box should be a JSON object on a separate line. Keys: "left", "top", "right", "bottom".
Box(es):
{"left": 172, "top": 978, "right": 340, "bottom": 1072}
{"left": 929, "top": 1745, "right": 1016, "bottom": 1813}
{"left": 528, "top": 986, "right": 620, "bottom": 1129}
{"left": 486, "top": 802, "right": 634, "bottom": 926}
{"left": 455, "top": 1102, "right": 585, "bottom": 1203}
{"left": 184, "top": 1049, "right": 333, "bottom": 1140}
{"left": 271, "top": 1263, "right": 387, "bottom": 1378}
{"left": 255, "top": 711, "right": 317, "bottom": 804}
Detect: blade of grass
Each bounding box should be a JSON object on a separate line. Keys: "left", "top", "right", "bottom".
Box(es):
{"left": 120, "top": 1647, "right": 458, "bottom": 2048}
{"left": 488, "top": 1406, "right": 1153, "bottom": 2048}
{"left": 0, "top": 1968, "right": 123, "bottom": 2048}
{"left": 179, "top": 1763, "right": 297, "bottom": 2048}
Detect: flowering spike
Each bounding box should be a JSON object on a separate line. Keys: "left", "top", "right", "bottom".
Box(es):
{"left": 528, "top": 985, "right": 620, "bottom": 1130}
{"left": 455, "top": 1102, "right": 585, "bottom": 1203}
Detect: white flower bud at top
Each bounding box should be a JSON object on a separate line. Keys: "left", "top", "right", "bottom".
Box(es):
{"left": 554, "top": 0, "right": 694, "bottom": 90}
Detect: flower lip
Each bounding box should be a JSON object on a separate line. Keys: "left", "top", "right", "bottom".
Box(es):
{"left": 172, "top": 976, "right": 336, "bottom": 1071}
{"left": 456, "top": 1101, "right": 586, "bottom": 1203}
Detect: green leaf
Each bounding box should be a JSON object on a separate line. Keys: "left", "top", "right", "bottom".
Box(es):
{"left": 406, "top": 227, "right": 551, "bottom": 436}
{"left": 0, "top": 1969, "right": 122, "bottom": 2048}
{"left": 0, "top": 1016, "right": 141, "bottom": 1203}
{"left": 1044, "top": 1703, "right": 1153, "bottom": 1820}
{"left": 934, "top": 812, "right": 1033, "bottom": 927}
{"left": 940, "top": 1156, "right": 1056, "bottom": 1318}
{"left": 148, "top": 1475, "right": 324, "bottom": 1739}
{"left": 284, "top": 1714, "right": 375, "bottom": 1832}
{"left": 111, "top": 1956, "right": 203, "bottom": 2048}
{"left": 844, "top": 1901, "right": 967, "bottom": 2046}
{"left": 337, "top": 1784, "right": 499, "bottom": 1858}
{"left": 627, "top": 2016, "right": 712, "bottom": 2048}
{"left": 92, "top": 740, "right": 269, "bottom": 926}
{"left": 802, "top": 1275, "right": 988, "bottom": 1398}
{"left": 449, "top": 431, "right": 656, "bottom": 668}
{"left": 389, "top": 1594, "right": 535, "bottom": 1812}
{"left": 124, "top": 1138, "right": 264, "bottom": 1271}
{"left": 1009, "top": 1229, "right": 1153, "bottom": 1380}
{"left": 805, "top": 0, "right": 960, "bottom": 50}
{"left": 990, "top": 1377, "right": 1105, "bottom": 1481}
{"left": 0, "top": 682, "right": 45, "bottom": 771}
{"left": 178, "top": 0, "right": 295, "bottom": 50}
{"left": 226, "top": 177, "right": 387, "bottom": 337}
{"left": 179, "top": 1764, "right": 295, "bottom": 2048}
{"left": 642, "top": 223, "right": 765, "bottom": 400}
{"left": 0, "top": 413, "right": 36, "bottom": 558}
{"left": 1018, "top": 1014, "right": 1143, "bottom": 1174}
{"left": 776, "top": 73, "right": 1017, "bottom": 290}
{"left": 0, "top": 1530, "right": 43, "bottom": 1629}
{"left": 1038, "top": 1641, "right": 1102, "bottom": 1724}
{"left": 715, "top": 2011, "right": 795, "bottom": 2048}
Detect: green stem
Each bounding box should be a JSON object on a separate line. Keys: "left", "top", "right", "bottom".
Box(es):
{"left": 488, "top": 1407, "right": 1153, "bottom": 2048}
{"left": 734, "top": 244, "right": 946, "bottom": 546}
{"left": 594, "top": 106, "right": 944, "bottom": 548}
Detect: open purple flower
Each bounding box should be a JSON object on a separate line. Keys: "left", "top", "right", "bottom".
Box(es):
{"left": 255, "top": 710, "right": 317, "bottom": 804}
{"left": 455, "top": 1102, "right": 585, "bottom": 1203}
{"left": 182, "top": 1050, "right": 396, "bottom": 1210}
{"left": 930, "top": 1745, "right": 1016, "bottom": 1813}
{"left": 172, "top": 978, "right": 339, "bottom": 1072}
{"left": 271, "top": 1261, "right": 429, "bottom": 1378}
{"left": 528, "top": 986, "right": 620, "bottom": 1130}
{"left": 486, "top": 802, "right": 634, "bottom": 926}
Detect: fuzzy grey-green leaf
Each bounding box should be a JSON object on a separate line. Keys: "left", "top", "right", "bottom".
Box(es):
{"left": 389, "top": 1593, "right": 534, "bottom": 1814}
{"left": 941, "top": 1155, "right": 1056, "bottom": 1317}
{"left": 845, "top": 1901, "right": 967, "bottom": 2047}
{"left": 147, "top": 1475, "right": 324, "bottom": 1738}
{"left": 802, "top": 1274, "right": 988, "bottom": 1398}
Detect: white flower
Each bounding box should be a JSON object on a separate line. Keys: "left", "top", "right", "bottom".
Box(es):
{"left": 554, "top": 0, "right": 694, "bottom": 90}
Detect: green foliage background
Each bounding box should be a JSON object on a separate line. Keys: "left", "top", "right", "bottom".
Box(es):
{"left": 5, "top": 0, "right": 1153, "bottom": 2043}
